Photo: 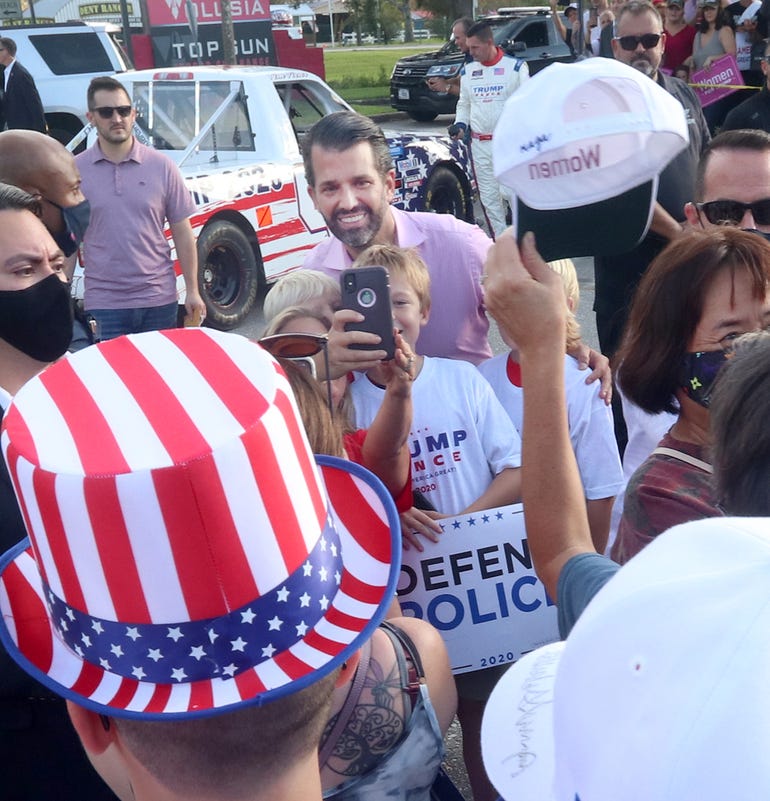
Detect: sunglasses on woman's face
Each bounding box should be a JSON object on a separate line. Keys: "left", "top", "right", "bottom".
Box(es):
{"left": 258, "top": 332, "right": 334, "bottom": 416}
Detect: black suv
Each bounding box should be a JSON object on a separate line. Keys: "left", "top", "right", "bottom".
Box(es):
{"left": 390, "top": 8, "right": 574, "bottom": 122}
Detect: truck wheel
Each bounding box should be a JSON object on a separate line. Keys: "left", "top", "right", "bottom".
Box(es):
{"left": 423, "top": 165, "right": 471, "bottom": 221}
{"left": 197, "top": 221, "right": 260, "bottom": 330}
{"left": 408, "top": 110, "right": 439, "bottom": 122}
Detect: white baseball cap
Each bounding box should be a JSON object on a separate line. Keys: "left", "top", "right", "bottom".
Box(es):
{"left": 481, "top": 516, "right": 770, "bottom": 800}
{"left": 493, "top": 58, "right": 689, "bottom": 261}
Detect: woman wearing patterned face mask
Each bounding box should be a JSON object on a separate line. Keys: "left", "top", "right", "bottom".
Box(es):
{"left": 611, "top": 228, "right": 770, "bottom": 564}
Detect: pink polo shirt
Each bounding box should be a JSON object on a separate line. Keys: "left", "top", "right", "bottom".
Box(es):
{"left": 77, "top": 138, "right": 196, "bottom": 310}
{"left": 303, "top": 207, "right": 492, "bottom": 364}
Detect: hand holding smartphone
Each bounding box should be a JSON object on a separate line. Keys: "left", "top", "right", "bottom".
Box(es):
{"left": 340, "top": 266, "right": 396, "bottom": 361}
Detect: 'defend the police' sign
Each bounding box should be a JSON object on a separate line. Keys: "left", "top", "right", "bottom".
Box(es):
{"left": 397, "top": 504, "right": 559, "bottom": 675}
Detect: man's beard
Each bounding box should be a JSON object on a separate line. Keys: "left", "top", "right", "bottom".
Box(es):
{"left": 326, "top": 200, "right": 387, "bottom": 250}
{"left": 630, "top": 56, "right": 656, "bottom": 78}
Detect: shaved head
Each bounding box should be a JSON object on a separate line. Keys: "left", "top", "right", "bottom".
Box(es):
{"left": 0, "top": 130, "right": 76, "bottom": 196}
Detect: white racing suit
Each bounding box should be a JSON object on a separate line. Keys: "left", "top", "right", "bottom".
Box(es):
{"left": 455, "top": 49, "right": 529, "bottom": 238}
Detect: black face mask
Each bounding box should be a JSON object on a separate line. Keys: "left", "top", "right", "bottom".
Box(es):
{"left": 46, "top": 198, "right": 91, "bottom": 257}
{"left": 0, "top": 274, "right": 74, "bottom": 362}
{"left": 680, "top": 348, "right": 732, "bottom": 409}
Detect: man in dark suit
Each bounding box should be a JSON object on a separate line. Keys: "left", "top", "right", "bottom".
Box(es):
{"left": 0, "top": 37, "right": 46, "bottom": 132}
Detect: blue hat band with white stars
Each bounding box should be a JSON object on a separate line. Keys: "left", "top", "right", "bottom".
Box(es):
{"left": 47, "top": 524, "right": 344, "bottom": 685}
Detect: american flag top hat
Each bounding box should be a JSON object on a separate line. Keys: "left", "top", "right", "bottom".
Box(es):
{"left": 0, "top": 328, "right": 401, "bottom": 719}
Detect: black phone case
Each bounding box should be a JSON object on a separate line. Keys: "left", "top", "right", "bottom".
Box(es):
{"left": 340, "top": 266, "right": 396, "bottom": 360}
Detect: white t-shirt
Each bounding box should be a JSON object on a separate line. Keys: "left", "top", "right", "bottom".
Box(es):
{"left": 350, "top": 356, "right": 521, "bottom": 515}
{"left": 478, "top": 353, "right": 623, "bottom": 500}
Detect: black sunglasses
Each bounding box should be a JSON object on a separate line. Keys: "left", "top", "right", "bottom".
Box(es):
{"left": 615, "top": 33, "right": 662, "bottom": 50}
{"left": 91, "top": 105, "right": 133, "bottom": 119}
{"left": 696, "top": 198, "right": 770, "bottom": 227}
{"left": 258, "top": 332, "right": 334, "bottom": 417}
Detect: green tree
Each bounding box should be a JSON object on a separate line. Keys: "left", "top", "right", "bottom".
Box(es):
{"left": 414, "top": 0, "right": 472, "bottom": 21}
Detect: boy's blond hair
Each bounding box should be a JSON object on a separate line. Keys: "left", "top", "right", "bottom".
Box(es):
{"left": 352, "top": 244, "right": 432, "bottom": 314}
{"left": 547, "top": 258, "right": 581, "bottom": 352}
{"left": 263, "top": 270, "right": 341, "bottom": 326}
{"left": 262, "top": 305, "right": 332, "bottom": 338}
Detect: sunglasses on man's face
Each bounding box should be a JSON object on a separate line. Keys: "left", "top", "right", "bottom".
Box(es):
{"left": 91, "top": 105, "right": 133, "bottom": 120}
{"left": 258, "top": 332, "right": 334, "bottom": 417}
{"left": 615, "top": 33, "right": 662, "bottom": 49}
{"left": 697, "top": 198, "right": 770, "bottom": 227}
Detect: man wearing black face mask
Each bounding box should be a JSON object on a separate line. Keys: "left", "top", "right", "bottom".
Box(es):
{"left": 0, "top": 129, "right": 94, "bottom": 349}
{"left": 0, "top": 184, "right": 118, "bottom": 801}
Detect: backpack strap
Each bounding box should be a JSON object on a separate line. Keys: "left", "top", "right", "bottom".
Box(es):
{"left": 651, "top": 447, "right": 713, "bottom": 474}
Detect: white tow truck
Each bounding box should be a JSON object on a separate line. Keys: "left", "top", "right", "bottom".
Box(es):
{"left": 71, "top": 66, "right": 474, "bottom": 328}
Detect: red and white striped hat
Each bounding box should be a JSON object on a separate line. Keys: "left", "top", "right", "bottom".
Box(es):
{"left": 0, "top": 328, "right": 400, "bottom": 719}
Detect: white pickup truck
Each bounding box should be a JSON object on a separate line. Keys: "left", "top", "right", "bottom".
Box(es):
{"left": 70, "top": 66, "right": 474, "bottom": 328}
{"left": 0, "top": 22, "right": 129, "bottom": 145}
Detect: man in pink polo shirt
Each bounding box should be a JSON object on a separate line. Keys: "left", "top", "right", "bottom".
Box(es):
{"left": 301, "top": 111, "right": 493, "bottom": 366}
{"left": 76, "top": 76, "right": 206, "bottom": 340}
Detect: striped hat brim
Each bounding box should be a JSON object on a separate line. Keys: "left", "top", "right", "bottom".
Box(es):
{"left": 0, "top": 455, "right": 400, "bottom": 719}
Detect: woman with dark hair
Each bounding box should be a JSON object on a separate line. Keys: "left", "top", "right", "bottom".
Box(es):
{"left": 611, "top": 228, "right": 770, "bottom": 564}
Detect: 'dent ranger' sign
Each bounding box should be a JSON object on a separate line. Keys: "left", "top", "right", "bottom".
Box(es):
{"left": 398, "top": 504, "right": 559, "bottom": 675}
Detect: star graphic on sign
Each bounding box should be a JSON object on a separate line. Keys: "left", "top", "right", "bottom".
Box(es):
{"left": 261, "top": 643, "right": 276, "bottom": 658}
{"left": 171, "top": 667, "right": 187, "bottom": 682}
{"left": 320, "top": 536, "right": 327, "bottom": 551}
{"left": 48, "top": 590, "right": 55, "bottom": 605}
{"left": 92, "top": 620, "right": 104, "bottom": 634}
{"left": 222, "top": 663, "right": 237, "bottom": 677}
{"left": 303, "top": 561, "right": 313, "bottom": 576}
{"left": 468, "top": 517, "right": 476, "bottom": 526}
{"left": 334, "top": 571, "right": 341, "bottom": 585}
{"left": 275, "top": 586, "right": 290, "bottom": 603}
{"left": 110, "top": 644, "right": 124, "bottom": 658}
{"left": 690, "top": 377, "right": 702, "bottom": 390}
{"left": 268, "top": 616, "right": 283, "bottom": 631}
{"left": 230, "top": 637, "right": 247, "bottom": 652}
{"left": 208, "top": 628, "right": 219, "bottom": 643}
{"left": 496, "top": 511, "right": 504, "bottom": 521}
{"left": 482, "top": 514, "right": 490, "bottom": 523}
{"left": 330, "top": 542, "right": 338, "bottom": 558}
{"left": 452, "top": 520, "right": 461, "bottom": 530}
{"left": 440, "top": 523, "right": 446, "bottom": 532}
{"left": 66, "top": 608, "right": 75, "bottom": 621}
{"left": 319, "top": 595, "right": 329, "bottom": 611}
{"left": 299, "top": 592, "right": 311, "bottom": 607}
{"left": 241, "top": 608, "right": 257, "bottom": 624}
{"left": 148, "top": 648, "right": 163, "bottom": 662}
{"left": 60, "top": 618, "right": 69, "bottom": 632}
{"left": 131, "top": 665, "right": 146, "bottom": 680}
{"left": 319, "top": 566, "right": 329, "bottom": 582}
{"left": 99, "top": 657, "right": 111, "bottom": 670}
{"left": 81, "top": 633, "right": 92, "bottom": 648}
{"left": 296, "top": 621, "right": 309, "bottom": 636}
{"left": 190, "top": 645, "right": 207, "bottom": 661}
{"left": 167, "top": 627, "right": 183, "bottom": 642}
{"left": 126, "top": 626, "right": 141, "bottom": 641}
{"left": 74, "top": 645, "right": 84, "bottom": 657}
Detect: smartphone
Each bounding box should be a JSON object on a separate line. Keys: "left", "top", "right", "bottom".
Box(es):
{"left": 340, "top": 266, "right": 396, "bottom": 360}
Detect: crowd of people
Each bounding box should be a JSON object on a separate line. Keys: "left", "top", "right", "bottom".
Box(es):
{"left": 2, "top": 5, "right": 770, "bottom": 798}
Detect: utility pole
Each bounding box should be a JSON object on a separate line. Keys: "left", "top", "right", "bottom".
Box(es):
{"left": 221, "top": 0, "right": 236, "bottom": 64}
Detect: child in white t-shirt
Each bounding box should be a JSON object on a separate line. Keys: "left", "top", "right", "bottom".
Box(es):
{"left": 349, "top": 244, "right": 522, "bottom": 518}
{"left": 479, "top": 258, "right": 622, "bottom": 553}
{"left": 349, "top": 244, "right": 522, "bottom": 801}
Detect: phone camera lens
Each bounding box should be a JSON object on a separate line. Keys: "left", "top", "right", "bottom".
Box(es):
{"left": 357, "top": 288, "right": 376, "bottom": 308}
